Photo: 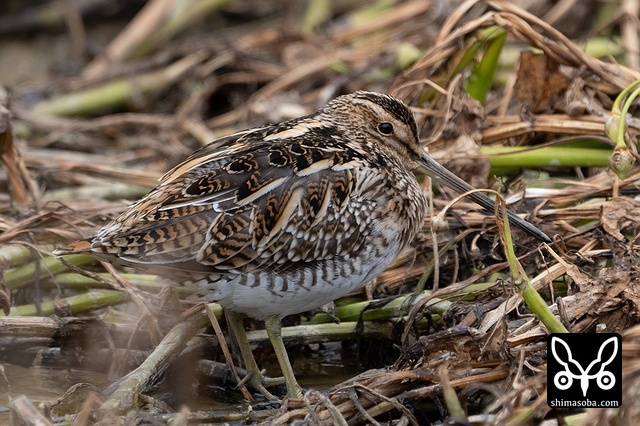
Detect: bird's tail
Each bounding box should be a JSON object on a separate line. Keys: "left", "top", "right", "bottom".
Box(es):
{"left": 52, "top": 239, "right": 93, "bottom": 256}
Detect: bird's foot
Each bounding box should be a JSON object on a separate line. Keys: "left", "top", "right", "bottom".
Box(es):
{"left": 237, "top": 369, "right": 286, "bottom": 401}
{"left": 286, "top": 384, "right": 304, "bottom": 400}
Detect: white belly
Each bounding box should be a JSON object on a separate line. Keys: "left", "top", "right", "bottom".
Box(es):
{"left": 197, "top": 239, "right": 403, "bottom": 320}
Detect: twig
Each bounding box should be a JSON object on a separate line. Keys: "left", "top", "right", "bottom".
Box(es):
{"left": 100, "top": 309, "right": 210, "bottom": 412}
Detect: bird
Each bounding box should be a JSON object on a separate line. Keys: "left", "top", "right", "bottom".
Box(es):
{"left": 54, "top": 91, "right": 550, "bottom": 400}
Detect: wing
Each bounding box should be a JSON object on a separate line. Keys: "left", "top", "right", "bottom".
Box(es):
{"left": 90, "top": 120, "right": 378, "bottom": 273}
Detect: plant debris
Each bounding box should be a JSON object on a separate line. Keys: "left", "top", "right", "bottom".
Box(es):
{"left": 2, "top": 0, "right": 640, "bottom": 424}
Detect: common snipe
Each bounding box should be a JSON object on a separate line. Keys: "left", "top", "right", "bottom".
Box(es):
{"left": 54, "top": 91, "right": 550, "bottom": 400}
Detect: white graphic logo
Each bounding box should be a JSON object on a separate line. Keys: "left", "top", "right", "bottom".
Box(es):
{"left": 551, "top": 336, "right": 618, "bottom": 397}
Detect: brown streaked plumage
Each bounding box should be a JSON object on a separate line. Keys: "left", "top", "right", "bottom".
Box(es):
{"left": 54, "top": 91, "right": 549, "bottom": 400}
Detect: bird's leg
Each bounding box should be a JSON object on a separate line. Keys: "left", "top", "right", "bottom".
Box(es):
{"left": 264, "top": 315, "right": 303, "bottom": 399}
{"left": 225, "top": 311, "right": 284, "bottom": 400}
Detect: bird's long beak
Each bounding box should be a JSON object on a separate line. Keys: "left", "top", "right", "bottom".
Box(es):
{"left": 418, "top": 151, "right": 551, "bottom": 243}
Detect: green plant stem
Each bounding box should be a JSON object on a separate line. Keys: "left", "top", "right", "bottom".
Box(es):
{"left": 440, "top": 368, "right": 466, "bottom": 420}
{"left": 499, "top": 201, "right": 568, "bottom": 334}
{"left": 611, "top": 79, "right": 640, "bottom": 116}
{"left": 482, "top": 145, "right": 610, "bottom": 169}
{"left": 616, "top": 81, "right": 640, "bottom": 147}
{"left": 5, "top": 290, "right": 129, "bottom": 316}
{"left": 521, "top": 280, "right": 567, "bottom": 333}
{"left": 32, "top": 54, "right": 202, "bottom": 116}
{"left": 3, "top": 254, "right": 96, "bottom": 290}
{"left": 131, "top": 0, "right": 232, "bottom": 58}
{"left": 0, "top": 244, "right": 53, "bottom": 269}
{"left": 300, "top": 0, "right": 331, "bottom": 34}
{"left": 50, "top": 272, "right": 188, "bottom": 295}
{"left": 308, "top": 291, "right": 451, "bottom": 325}
{"left": 247, "top": 320, "right": 398, "bottom": 346}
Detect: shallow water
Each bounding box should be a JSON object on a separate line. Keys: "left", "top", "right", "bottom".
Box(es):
{"left": 0, "top": 363, "right": 112, "bottom": 424}
{"left": 1, "top": 340, "right": 391, "bottom": 422}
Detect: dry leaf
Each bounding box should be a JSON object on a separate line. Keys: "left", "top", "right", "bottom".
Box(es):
{"left": 600, "top": 197, "right": 640, "bottom": 241}
{"left": 515, "top": 51, "right": 569, "bottom": 114}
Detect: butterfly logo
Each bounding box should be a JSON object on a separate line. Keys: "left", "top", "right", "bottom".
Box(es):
{"left": 551, "top": 335, "right": 618, "bottom": 397}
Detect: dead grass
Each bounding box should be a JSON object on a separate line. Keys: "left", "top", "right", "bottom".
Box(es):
{"left": 2, "top": 0, "right": 640, "bottom": 424}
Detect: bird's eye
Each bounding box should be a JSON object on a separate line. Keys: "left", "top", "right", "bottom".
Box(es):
{"left": 377, "top": 122, "right": 394, "bottom": 135}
